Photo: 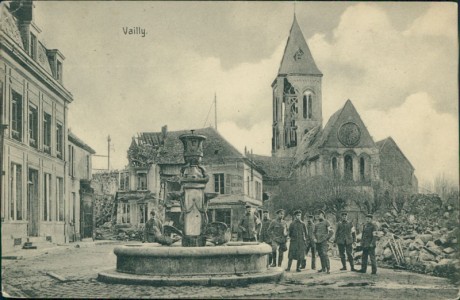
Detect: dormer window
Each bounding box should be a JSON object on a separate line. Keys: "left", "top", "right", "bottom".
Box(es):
{"left": 46, "top": 49, "right": 65, "bottom": 83}
{"left": 56, "top": 61, "right": 62, "bottom": 82}
{"left": 30, "top": 33, "right": 37, "bottom": 60}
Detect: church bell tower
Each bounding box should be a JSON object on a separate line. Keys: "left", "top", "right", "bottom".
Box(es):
{"left": 271, "top": 15, "right": 323, "bottom": 157}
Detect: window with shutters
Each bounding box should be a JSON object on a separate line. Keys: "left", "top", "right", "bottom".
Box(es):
{"left": 29, "top": 104, "right": 38, "bottom": 148}
{"left": 10, "top": 163, "right": 23, "bottom": 220}
{"left": 11, "top": 90, "right": 23, "bottom": 142}
{"left": 214, "top": 173, "right": 225, "bottom": 194}
{"left": 43, "top": 113, "right": 51, "bottom": 154}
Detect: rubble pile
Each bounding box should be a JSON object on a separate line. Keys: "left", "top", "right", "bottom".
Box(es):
{"left": 95, "top": 222, "right": 144, "bottom": 241}
{"left": 354, "top": 205, "right": 459, "bottom": 281}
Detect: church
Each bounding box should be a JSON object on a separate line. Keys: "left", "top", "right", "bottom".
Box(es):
{"left": 251, "top": 15, "right": 418, "bottom": 209}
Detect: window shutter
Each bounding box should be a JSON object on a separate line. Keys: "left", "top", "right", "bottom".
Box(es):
{"left": 225, "top": 174, "right": 232, "bottom": 195}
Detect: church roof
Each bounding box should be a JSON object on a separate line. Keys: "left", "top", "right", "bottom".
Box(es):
{"left": 376, "top": 137, "right": 415, "bottom": 171}
{"left": 294, "top": 100, "right": 377, "bottom": 165}
{"left": 319, "top": 99, "right": 376, "bottom": 149}
{"left": 278, "top": 15, "right": 322, "bottom": 76}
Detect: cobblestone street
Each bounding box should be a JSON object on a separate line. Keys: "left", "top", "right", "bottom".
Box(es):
{"left": 2, "top": 241, "right": 459, "bottom": 299}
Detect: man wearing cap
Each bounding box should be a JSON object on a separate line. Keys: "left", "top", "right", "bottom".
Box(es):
{"left": 259, "top": 210, "right": 273, "bottom": 265}
{"left": 334, "top": 211, "right": 356, "bottom": 271}
{"left": 238, "top": 205, "right": 261, "bottom": 242}
{"left": 355, "top": 214, "right": 378, "bottom": 274}
{"left": 267, "top": 209, "right": 289, "bottom": 267}
{"left": 286, "top": 210, "right": 307, "bottom": 272}
{"left": 144, "top": 210, "right": 179, "bottom": 245}
{"left": 314, "top": 210, "right": 334, "bottom": 274}
{"left": 300, "top": 214, "right": 316, "bottom": 270}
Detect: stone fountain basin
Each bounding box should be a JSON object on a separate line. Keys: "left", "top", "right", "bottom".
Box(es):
{"left": 114, "top": 242, "right": 272, "bottom": 276}
{"left": 98, "top": 242, "right": 283, "bottom": 286}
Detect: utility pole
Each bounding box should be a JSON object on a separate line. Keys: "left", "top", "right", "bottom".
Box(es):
{"left": 214, "top": 92, "right": 217, "bottom": 131}
{"left": 107, "top": 135, "right": 111, "bottom": 171}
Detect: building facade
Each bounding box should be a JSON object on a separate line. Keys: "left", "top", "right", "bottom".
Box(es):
{"left": 1, "top": 1, "right": 94, "bottom": 249}
{"left": 114, "top": 127, "right": 264, "bottom": 236}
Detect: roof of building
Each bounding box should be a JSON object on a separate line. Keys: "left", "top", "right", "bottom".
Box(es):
{"left": 376, "top": 136, "right": 415, "bottom": 171}
{"left": 68, "top": 131, "right": 96, "bottom": 154}
{"left": 139, "top": 127, "right": 263, "bottom": 173}
{"left": 250, "top": 154, "right": 294, "bottom": 180}
{"left": 0, "top": 3, "right": 55, "bottom": 77}
{"left": 293, "top": 100, "right": 377, "bottom": 166}
{"left": 278, "top": 15, "right": 322, "bottom": 76}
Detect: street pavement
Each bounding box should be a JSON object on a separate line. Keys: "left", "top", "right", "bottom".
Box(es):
{"left": 1, "top": 241, "right": 459, "bottom": 299}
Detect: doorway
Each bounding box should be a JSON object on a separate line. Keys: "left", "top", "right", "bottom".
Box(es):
{"left": 27, "top": 168, "right": 39, "bottom": 236}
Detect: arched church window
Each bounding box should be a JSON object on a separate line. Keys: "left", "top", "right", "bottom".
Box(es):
{"left": 360, "top": 157, "right": 365, "bottom": 181}
{"left": 303, "top": 92, "right": 313, "bottom": 119}
{"left": 332, "top": 157, "right": 338, "bottom": 177}
{"left": 344, "top": 155, "right": 353, "bottom": 181}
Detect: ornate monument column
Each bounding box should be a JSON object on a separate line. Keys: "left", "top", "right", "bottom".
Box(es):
{"left": 179, "top": 130, "right": 210, "bottom": 247}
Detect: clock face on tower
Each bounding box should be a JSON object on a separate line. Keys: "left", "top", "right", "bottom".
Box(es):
{"left": 338, "top": 122, "right": 361, "bottom": 147}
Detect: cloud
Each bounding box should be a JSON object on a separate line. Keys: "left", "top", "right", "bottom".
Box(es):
{"left": 308, "top": 2, "right": 457, "bottom": 117}
{"left": 361, "top": 92, "right": 459, "bottom": 184}
{"left": 404, "top": 3, "right": 458, "bottom": 39}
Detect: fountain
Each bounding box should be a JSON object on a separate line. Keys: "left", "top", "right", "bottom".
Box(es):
{"left": 98, "top": 131, "right": 283, "bottom": 286}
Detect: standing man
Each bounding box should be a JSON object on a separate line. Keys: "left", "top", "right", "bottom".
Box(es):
{"left": 314, "top": 210, "right": 333, "bottom": 274}
{"left": 238, "top": 204, "right": 261, "bottom": 242}
{"left": 334, "top": 212, "right": 356, "bottom": 271}
{"left": 300, "top": 214, "right": 316, "bottom": 270}
{"left": 286, "top": 210, "right": 307, "bottom": 272}
{"left": 355, "top": 214, "right": 378, "bottom": 274}
{"left": 259, "top": 210, "right": 273, "bottom": 265}
{"left": 267, "top": 209, "right": 288, "bottom": 267}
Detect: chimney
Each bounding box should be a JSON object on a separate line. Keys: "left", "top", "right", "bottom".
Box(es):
{"left": 10, "top": 0, "right": 33, "bottom": 51}
{"left": 161, "top": 125, "right": 168, "bottom": 139}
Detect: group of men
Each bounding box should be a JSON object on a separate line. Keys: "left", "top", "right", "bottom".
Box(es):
{"left": 239, "top": 205, "right": 378, "bottom": 275}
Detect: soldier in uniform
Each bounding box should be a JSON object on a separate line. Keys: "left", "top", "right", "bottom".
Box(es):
{"left": 314, "top": 210, "right": 333, "bottom": 274}
{"left": 143, "top": 210, "right": 179, "bottom": 245}
{"left": 286, "top": 210, "right": 307, "bottom": 272}
{"left": 267, "top": 209, "right": 288, "bottom": 267}
{"left": 259, "top": 210, "right": 273, "bottom": 265}
{"left": 300, "top": 214, "right": 316, "bottom": 270}
{"left": 334, "top": 211, "right": 356, "bottom": 271}
{"left": 355, "top": 214, "right": 378, "bottom": 274}
{"left": 238, "top": 204, "right": 261, "bottom": 242}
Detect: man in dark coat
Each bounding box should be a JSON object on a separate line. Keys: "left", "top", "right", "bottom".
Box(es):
{"left": 300, "top": 214, "right": 316, "bottom": 270}
{"left": 314, "top": 210, "right": 333, "bottom": 274}
{"left": 259, "top": 210, "right": 273, "bottom": 265}
{"left": 267, "top": 209, "right": 288, "bottom": 267}
{"left": 334, "top": 211, "right": 356, "bottom": 271}
{"left": 238, "top": 204, "right": 261, "bottom": 242}
{"left": 286, "top": 210, "right": 307, "bottom": 272}
{"left": 355, "top": 214, "right": 378, "bottom": 274}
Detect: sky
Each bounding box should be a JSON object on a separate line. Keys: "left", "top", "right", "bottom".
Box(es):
{"left": 31, "top": 1, "right": 458, "bottom": 187}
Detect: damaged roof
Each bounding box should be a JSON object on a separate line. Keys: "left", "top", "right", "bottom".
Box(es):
{"left": 140, "top": 127, "right": 262, "bottom": 170}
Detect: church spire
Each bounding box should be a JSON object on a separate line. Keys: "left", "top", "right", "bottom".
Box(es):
{"left": 278, "top": 15, "right": 322, "bottom": 76}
